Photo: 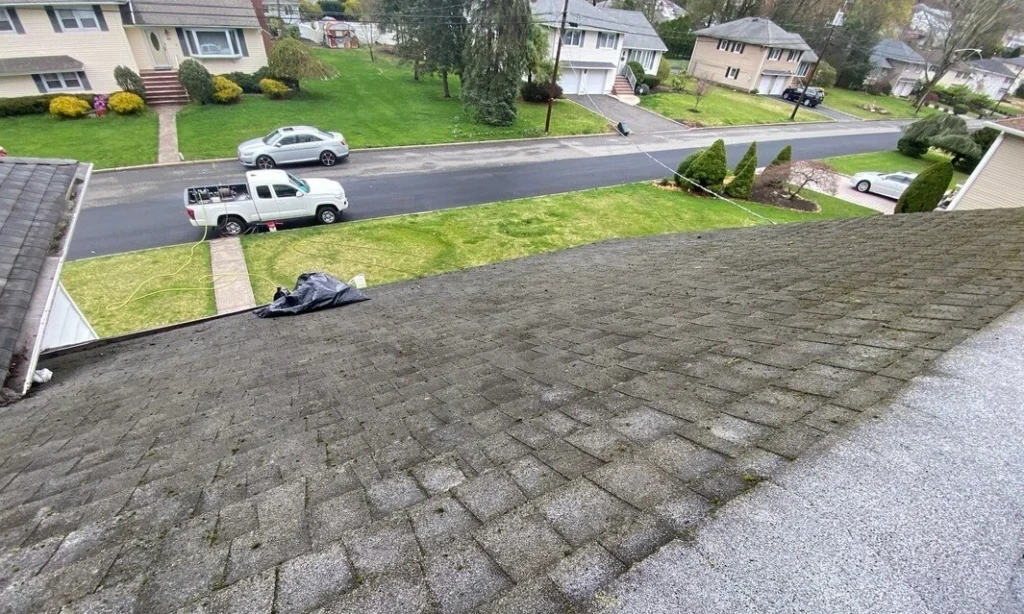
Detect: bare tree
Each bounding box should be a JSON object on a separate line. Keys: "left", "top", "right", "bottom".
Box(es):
{"left": 914, "top": 0, "right": 1024, "bottom": 111}
{"left": 692, "top": 78, "right": 714, "bottom": 111}
{"left": 787, "top": 161, "right": 839, "bottom": 198}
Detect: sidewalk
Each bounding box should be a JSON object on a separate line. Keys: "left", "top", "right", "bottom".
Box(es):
{"left": 595, "top": 306, "right": 1024, "bottom": 613}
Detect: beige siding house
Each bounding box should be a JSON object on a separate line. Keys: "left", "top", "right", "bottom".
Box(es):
{"left": 947, "top": 118, "right": 1024, "bottom": 211}
{"left": 0, "top": 0, "right": 268, "bottom": 102}
{"left": 688, "top": 17, "right": 816, "bottom": 96}
{"left": 866, "top": 39, "right": 926, "bottom": 98}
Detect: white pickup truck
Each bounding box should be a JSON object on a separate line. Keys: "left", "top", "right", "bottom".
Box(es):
{"left": 184, "top": 170, "right": 348, "bottom": 236}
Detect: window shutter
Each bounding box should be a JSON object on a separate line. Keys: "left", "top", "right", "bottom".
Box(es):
{"left": 45, "top": 6, "right": 63, "bottom": 32}
{"left": 92, "top": 5, "right": 108, "bottom": 31}
{"left": 176, "top": 28, "right": 191, "bottom": 56}
{"left": 8, "top": 8, "right": 24, "bottom": 33}
{"left": 78, "top": 71, "right": 91, "bottom": 90}
{"left": 31, "top": 74, "right": 47, "bottom": 93}
{"left": 235, "top": 29, "right": 249, "bottom": 56}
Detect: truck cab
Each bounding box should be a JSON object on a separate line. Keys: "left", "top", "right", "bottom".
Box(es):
{"left": 185, "top": 170, "right": 348, "bottom": 236}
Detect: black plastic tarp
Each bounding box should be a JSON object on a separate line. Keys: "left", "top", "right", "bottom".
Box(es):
{"left": 254, "top": 273, "right": 369, "bottom": 318}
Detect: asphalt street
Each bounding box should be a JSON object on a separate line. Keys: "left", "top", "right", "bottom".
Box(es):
{"left": 69, "top": 131, "right": 900, "bottom": 259}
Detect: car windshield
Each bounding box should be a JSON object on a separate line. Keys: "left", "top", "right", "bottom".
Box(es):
{"left": 287, "top": 173, "right": 310, "bottom": 193}
{"left": 261, "top": 129, "right": 281, "bottom": 145}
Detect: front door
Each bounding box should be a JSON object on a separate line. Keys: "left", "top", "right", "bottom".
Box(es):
{"left": 146, "top": 29, "right": 171, "bottom": 69}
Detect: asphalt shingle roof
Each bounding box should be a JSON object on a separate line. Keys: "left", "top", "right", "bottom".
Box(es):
{"left": 0, "top": 159, "right": 78, "bottom": 386}
{"left": 870, "top": 38, "right": 926, "bottom": 67}
{"left": 694, "top": 16, "right": 810, "bottom": 50}
{"left": 130, "top": 0, "right": 261, "bottom": 28}
{"left": 532, "top": 0, "right": 667, "bottom": 52}
{"left": 3, "top": 209, "right": 1024, "bottom": 612}
{"left": 0, "top": 56, "right": 82, "bottom": 77}
{"left": 969, "top": 58, "right": 1018, "bottom": 78}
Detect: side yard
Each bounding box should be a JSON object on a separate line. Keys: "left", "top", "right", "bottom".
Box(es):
{"left": 62, "top": 182, "right": 874, "bottom": 335}
{"left": 823, "top": 150, "right": 969, "bottom": 188}
{"left": 640, "top": 86, "right": 829, "bottom": 127}
{"left": 822, "top": 88, "right": 940, "bottom": 120}
{"left": 0, "top": 112, "right": 159, "bottom": 169}
{"left": 176, "top": 48, "right": 609, "bottom": 160}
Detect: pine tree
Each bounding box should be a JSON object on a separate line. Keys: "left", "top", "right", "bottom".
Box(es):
{"left": 411, "top": 0, "right": 467, "bottom": 97}
{"left": 462, "top": 0, "right": 531, "bottom": 126}
{"left": 725, "top": 144, "right": 756, "bottom": 200}
{"left": 686, "top": 139, "right": 728, "bottom": 194}
{"left": 734, "top": 141, "right": 757, "bottom": 175}
{"left": 675, "top": 151, "right": 702, "bottom": 188}
{"left": 895, "top": 162, "right": 954, "bottom": 213}
{"left": 769, "top": 145, "right": 792, "bottom": 167}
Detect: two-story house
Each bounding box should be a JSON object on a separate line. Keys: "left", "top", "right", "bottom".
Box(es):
{"left": 1000, "top": 56, "right": 1024, "bottom": 97}
{"left": 937, "top": 58, "right": 1017, "bottom": 101}
{"left": 688, "top": 17, "right": 817, "bottom": 96}
{"left": 531, "top": 0, "right": 666, "bottom": 96}
{"left": 866, "top": 39, "right": 926, "bottom": 97}
{"left": 0, "top": 0, "right": 268, "bottom": 103}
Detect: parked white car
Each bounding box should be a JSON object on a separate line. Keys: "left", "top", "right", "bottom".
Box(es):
{"left": 185, "top": 170, "right": 348, "bottom": 236}
{"left": 237, "top": 126, "right": 349, "bottom": 169}
{"left": 850, "top": 171, "right": 917, "bottom": 199}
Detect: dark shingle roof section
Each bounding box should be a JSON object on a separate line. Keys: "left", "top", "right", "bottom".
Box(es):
{"left": 0, "top": 159, "right": 77, "bottom": 384}
{"left": 130, "top": 0, "right": 261, "bottom": 28}
{"left": 532, "top": 0, "right": 667, "bottom": 52}
{"left": 695, "top": 16, "right": 810, "bottom": 50}
{"left": 870, "top": 38, "right": 926, "bottom": 67}
{"left": 0, "top": 55, "right": 83, "bottom": 77}
{"left": 4, "top": 210, "right": 1024, "bottom": 612}
{"left": 970, "top": 58, "right": 1018, "bottom": 78}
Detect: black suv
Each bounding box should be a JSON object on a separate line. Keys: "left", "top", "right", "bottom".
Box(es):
{"left": 782, "top": 86, "right": 826, "bottom": 107}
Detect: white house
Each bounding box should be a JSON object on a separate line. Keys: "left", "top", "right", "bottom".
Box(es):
{"left": 937, "top": 58, "right": 1017, "bottom": 101}
{"left": 531, "top": 0, "right": 667, "bottom": 96}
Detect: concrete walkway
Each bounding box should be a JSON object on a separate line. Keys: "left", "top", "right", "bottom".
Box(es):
{"left": 155, "top": 104, "right": 183, "bottom": 164}
{"left": 567, "top": 94, "right": 688, "bottom": 134}
{"left": 208, "top": 237, "right": 256, "bottom": 313}
{"left": 595, "top": 306, "right": 1024, "bottom": 614}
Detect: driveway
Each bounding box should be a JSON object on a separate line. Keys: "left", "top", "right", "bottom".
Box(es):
{"left": 567, "top": 94, "right": 687, "bottom": 134}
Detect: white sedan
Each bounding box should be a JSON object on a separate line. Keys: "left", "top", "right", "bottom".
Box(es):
{"left": 849, "top": 171, "right": 917, "bottom": 199}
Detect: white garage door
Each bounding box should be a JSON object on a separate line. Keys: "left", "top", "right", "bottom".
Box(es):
{"left": 758, "top": 75, "right": 774, "bottom": 95}
{"left": 585, "top": 70, "right": 608, "bottom": 95}
{"left": 894, "top": 79, "right": 915, "bottom": 97}
{"left": 560, "top": 72, "right": 580, "bottom": 96}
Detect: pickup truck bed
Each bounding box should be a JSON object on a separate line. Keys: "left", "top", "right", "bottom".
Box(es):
{"left": 186, "top": 184, "right": 251, "bottom": 205}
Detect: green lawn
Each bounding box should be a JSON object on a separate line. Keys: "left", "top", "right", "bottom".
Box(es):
{"left": 177, "top": 49, "right": 609, "bottom": 160}
{"left": 62, "top": 243, "right": 216, "bottom": 337}
{"left": 241, "top": 182, "right": 874, "bottom": 303}
{"left": 0, "top": 112, "right": 159, "bottom": 169}
{"left": 823, "top": 150, "right": 969, "bottom": 188}
{"left": 822, "top": 88, "right": 939, "bottom": 119}
{"left": 639, "top": 86, "right": 828, "bottom": 127}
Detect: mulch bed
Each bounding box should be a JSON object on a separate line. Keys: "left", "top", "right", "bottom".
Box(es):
{"left": 750, "top": 187, "right": 820, "bottom": 212}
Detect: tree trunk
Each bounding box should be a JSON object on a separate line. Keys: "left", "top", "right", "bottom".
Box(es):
{"left": 414, "top": 61, "right": 421, "bottom": 81}
{"left": 441, "top": 70, "right": 450, "bottom": 98}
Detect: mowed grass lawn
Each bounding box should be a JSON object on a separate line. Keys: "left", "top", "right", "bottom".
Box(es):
{"left": 241, "top": 183, "right": 874, "bottom": 303}
{"left": 0, "top": 112, "right": 159, "bottom": 169}
{"left": 640, "top": 86, "right": 828, "bottom": 127}
{"left": 822, "top": 88, "right": 939, "bottom": 120}
{"left": 62, "top": 244, "right": 216, "bottom": 337}
{"left": 823, "top": 150, "right": 969, "bottom": 188}
{"left": 177, "top": 48, "right": 609, "bottom": 159}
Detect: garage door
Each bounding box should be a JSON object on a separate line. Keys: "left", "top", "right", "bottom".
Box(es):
{"left": 759, "top": 75, "right": 787, "bottom": 96}
{"left": 894, "top": 80, "right": 915, "bottom": 97}
{"left": 585, "top": 70, "right": 608, "bottom": 95}
{"left": 560, "top": 72, "right": 580, "bottom": 96}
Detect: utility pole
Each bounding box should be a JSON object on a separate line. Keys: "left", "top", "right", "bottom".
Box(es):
{"left": 545, "top": 0, "right": 571, "bottom": 134}
{"left": 790, "top": 1, "right": 846, "bottom": 121}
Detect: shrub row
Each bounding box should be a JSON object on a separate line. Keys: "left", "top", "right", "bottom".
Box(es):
{"left": 0, "top": 93, "right": 98, "bottom": 118}
{"left": 520, "top": 81, "right": 564, "bottom": 103}
{"left": 48, "top": 91, "right": 145, "bottom": 119}
{"left": 223, "top": 68, "right": 299, "bottom": 94}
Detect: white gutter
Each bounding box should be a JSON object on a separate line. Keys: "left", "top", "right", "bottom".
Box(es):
{"left": 946, "top": 132, "right": 1003, "bottom": 211}
{"left": 19, "top": 163, "right": 93, "bottom": 396}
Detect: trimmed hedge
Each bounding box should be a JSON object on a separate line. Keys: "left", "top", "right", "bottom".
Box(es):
{"left": 674, "top": 151, "right": 701, "bottom": 188}
{"left": 686, "top": 139, "right": 728, "bottom": 193}
{"left": 222, "top": 68, "right": 300, "bottom": 95}
{"left": 178, "top": 59, "right": 214, "bottom": 104}
{"left": 49, "top": 96, "right": 91, "bottom": 119}
{"left": 108, "top": 91, "right": 146, "bottom": 114}
{"left": 896, "top": 161, "right": 954, "bottom": 213}
{"left": 521, "top": 81, "right": 564, "bottom": 103}
{"left": 260, "top": 78, "right": 291, "bottom": 99}
{"left": 213, "top": 75, "right": 243, "bottom": 104}
{"left": 769, "top": 145, "right": 792, "bottom": 167}
{"left": 725, "top": 141, "right": 757, "bottom": 199}
{"left": 114, "top": 65, "right": 146, "bottom": 97}
{"left": 0, "top": 94, "right": 96, "bottom": 118}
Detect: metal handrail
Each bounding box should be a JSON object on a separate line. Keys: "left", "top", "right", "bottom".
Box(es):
{"left": 620, "top": 64, "right": 637, "bottom": 91}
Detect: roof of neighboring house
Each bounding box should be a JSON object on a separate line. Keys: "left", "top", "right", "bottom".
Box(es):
{"left": 1003, "top": 56, "right": 1024, "bottom": 69}
{"left": 0, "top": 0, "right": 122, "bottom": 4}
{"left": 0, "top": 159, "right": 79, "bottom": 390}
{"left": 532, "top": 0, "right": 667, "bottom": 52}
{"left": 594, "top": 0, "right": 686, "bottom": 23}
{"left": 694, "top": 17, "right": 811, "bottom": 51}
{"left": 0, "top": 55, "right": 82, "bottom": 76}
{"left": 969, "top": 58, "right": 1018, "bottom": 78}
{"left": 870, "top": 38, "right": 926, "bottom": 67}
{"left": 129, "top": 0, "right": 261, "bottom": 28}
{"left": 993, "top": 117, "right": 1024, "bottom": 136}
{"left": 804, "top": 49, "right": 818, "bottom": 64}
{"left": 5, "top": 209, "right": 1024, "bottom": 611}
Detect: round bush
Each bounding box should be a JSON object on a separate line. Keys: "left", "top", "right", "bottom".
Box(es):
{"left": 627, "top": 61, "right": 646, "bottom": 80}
{"left": 114, "top": 65, "right": 146, "bottom": 96}
{"left": 213, "top": 75, "right": 243, "bottom": 104}
{"left": 896, "top": 161, "right": 954, "bottom": 213}
{"left": 520, "top": 81, "right": 563, "bottom": 103}
{"left": 642, "top": 75, "right": 661, "bottom": 89}
{"left": 109, "top": 91, "right": 146, "bottom": 115}
{"left": 259, "top": 78, "right": 291, "bottom": 100}
{"left": 178, "top": 59, "right": 214, "bottom": 104}
{"left": 49, "top": 96, "right": 91, "bottom": 119}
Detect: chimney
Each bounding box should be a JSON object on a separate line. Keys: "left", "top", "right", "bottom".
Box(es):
{"left": 249, "top": 0, "right": 274, "bottom": 55}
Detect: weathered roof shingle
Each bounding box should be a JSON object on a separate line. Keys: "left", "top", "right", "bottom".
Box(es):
{"left": 694, "top": 16, "right": 810, "bottom": 50}
{"left": 0, "top": 55, "right": 83, "bottom": 77}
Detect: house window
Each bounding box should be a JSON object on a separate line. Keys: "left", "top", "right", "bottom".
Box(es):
{"left": 768, "top": 48, "right": 783, "bottom": 61}
{"left": 797, "top": 63, "right": 810, "bottom": 77}
{"left": 732, "top": 42, "right": 745, "bottom": 53}
{"left": 0, "top": 8, "right": 15, "bottom": 33}
{"left": 717, "top": 39, "right": 728, "bottom": 50}
{"left": 562, "top": 30, "right": 584, "bottom": 47}
{"left": 720, "top": 40, "right": 744, "bottom": 53}
{"left": 786, "top": 49, "right": 803, "bottom": 62}
{"left": 55, "top": 6, "right": 99, "bottom": 30}
{"left": 626, "top": 49, "right": 655, "bottom": 71}
{"left": 184, "top": 29, "right": 243, "bottom": 57}
{"left": 725, "top": 67, "right": 740, "bottom": 80}
{"left": 40, "top": 71, "right": 83, "bottom": 92}
{"left": 597, "top": 32, "right": 618, "bottom": 49}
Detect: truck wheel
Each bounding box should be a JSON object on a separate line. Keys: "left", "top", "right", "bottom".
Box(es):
{"left": 320, "top": 151, "right": 338, "bottom": 166}
{"left": 317, "top": 206, "right": 339, "bottom": 225}
{"left": 256, "top": 155, "right": 276, "bottom": 169}
{"left": 219, "top": 216, "right": 248, "bottom": 236}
